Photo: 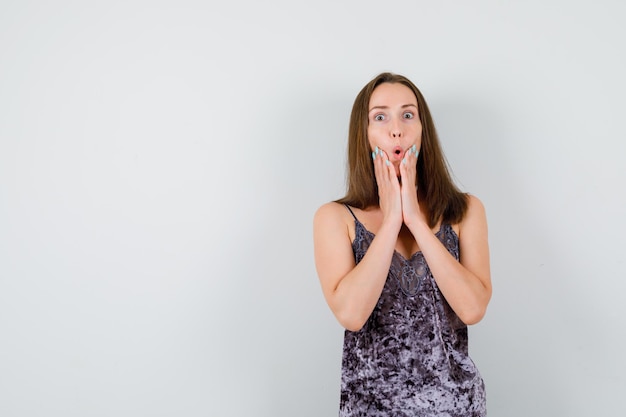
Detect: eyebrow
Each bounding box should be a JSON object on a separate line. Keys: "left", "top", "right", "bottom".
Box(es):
{"left": 368, "top": 103, "right": 418, "bottom": 113}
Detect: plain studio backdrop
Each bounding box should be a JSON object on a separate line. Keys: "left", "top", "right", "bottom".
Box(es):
{"left": 1, "top": 1, "right": 625, "bottom": 416}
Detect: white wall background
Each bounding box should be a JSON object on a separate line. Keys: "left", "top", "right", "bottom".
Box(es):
{"left": 1, "top": 1, "right": 625, "bottom": 416}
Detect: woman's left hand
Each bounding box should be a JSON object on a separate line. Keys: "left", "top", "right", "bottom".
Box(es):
{"left": 399, "top": 145, "right": 426, "bottom": 228}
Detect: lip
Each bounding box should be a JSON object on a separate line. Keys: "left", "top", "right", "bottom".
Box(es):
{"left": 391, "top": 146, "right": 404, "bottom": 160}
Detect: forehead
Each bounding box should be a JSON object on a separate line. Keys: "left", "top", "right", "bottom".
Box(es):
{"left": 369, "top": 82, "right": 417, "bottom": 109}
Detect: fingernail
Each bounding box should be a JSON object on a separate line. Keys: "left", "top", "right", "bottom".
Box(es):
{"left": 402, "top": 158, "right": 406, "bottom": 165}
{"left": 375, "top": 146, "right": 379, "bottom": 155}
{"left": 411, "top": 144, "right": 416, "bottom": 153}
{"left": 372, "top": 151, "right": 376, "bottom": 160}
{"left": 385, "top": 160, "right": 390, "bottom": 166}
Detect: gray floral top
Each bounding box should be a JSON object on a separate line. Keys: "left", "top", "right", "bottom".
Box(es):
{"left": 340, "top": 206, "right": 486, "bottom": 417}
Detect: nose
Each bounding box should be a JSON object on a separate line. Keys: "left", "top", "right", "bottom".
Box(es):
{"left": 390, "top": 121, "right": 402, "bottom": 138}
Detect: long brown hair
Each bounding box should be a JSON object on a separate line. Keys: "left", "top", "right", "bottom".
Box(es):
{"left": 336, "top": 72, "right": 468, "bottom": 228}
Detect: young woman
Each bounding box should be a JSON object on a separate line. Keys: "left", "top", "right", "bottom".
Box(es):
{"left": 313, "top": 72, "right": 492, "bottom": 416}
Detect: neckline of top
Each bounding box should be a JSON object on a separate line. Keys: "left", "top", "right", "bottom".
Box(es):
{"left": 352, "top": 218, "right": 456, "bottom": 262}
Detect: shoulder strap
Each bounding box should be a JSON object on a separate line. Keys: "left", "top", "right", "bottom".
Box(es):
{"left": 344, "top": 204, "right": 358, "bottom": 221}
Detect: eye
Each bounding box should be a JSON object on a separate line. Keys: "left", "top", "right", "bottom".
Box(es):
{"left": 403, "top": 112, "right": 414, "bottom": 119}
{"left": 373, "top": 113, "right": 385, "bottom": 121}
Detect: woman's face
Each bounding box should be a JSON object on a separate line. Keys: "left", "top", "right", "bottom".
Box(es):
{"left": 367, "top": 82, "right": 422, "bottom": 176}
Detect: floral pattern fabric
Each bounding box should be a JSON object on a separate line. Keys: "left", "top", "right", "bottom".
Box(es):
{"left": 340, "top": 207, "right": 486, "bottom": 416}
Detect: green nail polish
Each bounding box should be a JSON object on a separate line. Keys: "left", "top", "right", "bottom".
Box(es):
{"left": 372, "top": 151, "right": 376, "bottom": 160}
{"left": 402, "top": 158, "right": 406, "bottom": 165}
{"left": 375, "top": 146, "right": 379, "bottom": 155}
{"left": 385, "top": 160, "right": 390, "bottom": 166}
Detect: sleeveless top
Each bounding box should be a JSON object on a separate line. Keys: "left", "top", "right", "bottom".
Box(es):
{"left": 340, "top": 205, "right": 486, "bottom": 417}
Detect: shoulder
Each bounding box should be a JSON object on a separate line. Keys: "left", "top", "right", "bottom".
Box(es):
{"left": 465, "top": 194, "right": 486, "bottom": 216}
{"left": 313, "top": 202, "right": 358, "bottom": 259}
{"left": 314, "top": 201, "right": 359, "bottom": 241}
{"left": 314, "top": 201, "right": 352, "bottom": 229}
{"left": 314, "top": 201, "right": 345, "bottom": 218}
{"left": 458, "top": 194, "right": 488, "bottom": 238}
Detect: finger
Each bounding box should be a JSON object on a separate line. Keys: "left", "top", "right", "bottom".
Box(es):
{"left": 371, "top": 147, "right": 381, "bottom": 174}
{"left": 379, "top": 149, "right": 391, "bottom": 176}
{"left": 373, "top": 148, "right": 387, "bottom": 179}
{"left": 401, "top": 145, "right": 419, "bottom": 183}
{"left": 372, "top": 147, "right": 389, "bottom": 191}
{"left": 402, "top": 144, "right": 418, "bottom": 166}
{"left": 382, "top": 150, "right": 400, "bottom": 188}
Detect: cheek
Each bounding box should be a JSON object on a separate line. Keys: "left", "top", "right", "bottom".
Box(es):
{"left": 367, "top": 128, "right": 378, "bottom": 148}
{"left": 414, "top": 125, "right": 423, "bottom": 144}
{"left": 415, "top": 123, "right": 423, "bottom": 135}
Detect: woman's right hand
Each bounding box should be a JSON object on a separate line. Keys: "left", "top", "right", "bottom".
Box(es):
{"left": 372, "top": 147, "right": 403, "bottom": 230}
{"left": 313, "top": 149, "right": 404, "bottom": 332}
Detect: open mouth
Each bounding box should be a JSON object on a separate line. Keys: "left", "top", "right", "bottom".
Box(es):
{"left": 392, "top": 146, "right": 403, "bottom": 159}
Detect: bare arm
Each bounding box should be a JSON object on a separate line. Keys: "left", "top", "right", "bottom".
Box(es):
{"left": 313, "top": 203, "right": 399, "bottom": 331}
{"left": 314, "top": 149, "right": 402, "bottom": 331}
{"left": 398, "top": 149, "right": 491, "bottom": 325}
{"left": 407, "top": 195, "right": 492, "bottom": 324}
